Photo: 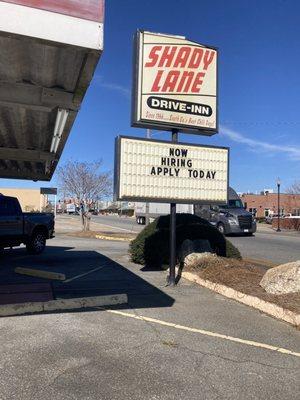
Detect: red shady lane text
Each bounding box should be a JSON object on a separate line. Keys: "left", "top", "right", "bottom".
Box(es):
{"left": 145, "top": 46, "right": 215, "bottom": 93}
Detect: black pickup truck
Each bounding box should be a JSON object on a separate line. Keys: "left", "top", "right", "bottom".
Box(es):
{"left": 0, "top": 194, "right": 55, "bottom": 254}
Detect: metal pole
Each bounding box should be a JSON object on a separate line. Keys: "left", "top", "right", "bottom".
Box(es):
{"left": 277, "top": 182, "right": 281, "bottom": 232}
{"left": 145, "top": 129, "right": 151, "bottom": 225}
{"left": 54, "top": 194, "right": 57, "bottom": 219}
{"left": 168, "top": 129, "right": 179, "bottom": 286}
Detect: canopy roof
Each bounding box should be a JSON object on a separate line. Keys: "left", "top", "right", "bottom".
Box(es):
{"left": 0, "top": 0, "right": 104, "bottom": 180}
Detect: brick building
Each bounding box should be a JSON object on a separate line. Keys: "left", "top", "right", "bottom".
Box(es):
{"left": 240, "top": 192, "right": 300, "bottom": 218}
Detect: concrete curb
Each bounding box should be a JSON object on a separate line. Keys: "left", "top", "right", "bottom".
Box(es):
{"left": 15, "top": 267, "right": 66, "bottom": 281}
{"left": 0, "top": 294, "right": 128, "bottom": 317}
{"left": 95, "top": 234, "right": 132, "bottom": 242}
{"left": 181, "top": 270, "right": 300, "bottom": 327}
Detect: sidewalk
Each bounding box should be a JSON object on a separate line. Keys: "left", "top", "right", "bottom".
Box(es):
{"left": 55, "top": 214, "right": 124, "bottom": 234}
{"left": 256, "top": 222, "right": 300, "bottom": 237}
{"left": 55, "top": 214, "right": 136, "bottom": 240}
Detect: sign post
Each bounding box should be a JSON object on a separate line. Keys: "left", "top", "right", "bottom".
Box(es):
{"left": 169, "top": 128, "right": 178, "bottom": 286}
{"left": 145, "top": 128, "right": 151, "bottom": 225}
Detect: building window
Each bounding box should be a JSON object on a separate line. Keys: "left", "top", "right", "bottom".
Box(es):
{"left": 264, "top": 208, "right": 271, "bottom": 217}
{"left": 249, "top": 208, "right": 257, "bottom": 217}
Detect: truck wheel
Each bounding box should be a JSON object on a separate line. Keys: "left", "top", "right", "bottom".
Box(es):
{"left": 26, "top": 231, "right": 47, "bottom": 254}
{"left": 217, "top": 223, "right": 226, "bottom": 235}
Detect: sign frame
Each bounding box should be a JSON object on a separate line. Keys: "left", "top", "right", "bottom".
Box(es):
{"left": 40, "top": 187, "right": 57, "bottom": 195}
{"left": 3, "top": 0, "right": 105, "bottom": 23}
{"left": 114, "top": 135, "right": 229, "bottom": 205}
{"left": 131, "top": 30, "right": 219, "bottom": 135}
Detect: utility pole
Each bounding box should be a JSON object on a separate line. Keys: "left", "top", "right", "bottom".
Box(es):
{"left": 276, "top": 177, "right": 281, "bottom": 232}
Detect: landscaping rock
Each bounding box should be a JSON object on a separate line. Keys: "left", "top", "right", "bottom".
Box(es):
{"left": 178, "top": 239, "right": 212, "bottom": 262}
{"left": 184, "top": 252, "right": 217, "bottom": 269}
{"left": 260, "top": 261, "right": 300, "bottom": 294}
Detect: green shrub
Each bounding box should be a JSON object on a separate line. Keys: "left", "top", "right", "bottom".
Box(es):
{"left": 155, "top": 213, "right": 210, "bottom": 229}
{"left": 225, "top": 238, "right": 242, "bottom": 259}
{"left": 129, "top": 213, "right": 241, "bottom": 268}
{"left": 129, "top": 213, "right": 209, "bottom": 265}
{"left": 129, "top": 219, "right": 158, "bottom": 265}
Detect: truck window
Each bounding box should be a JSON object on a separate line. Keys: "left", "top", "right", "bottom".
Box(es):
{"left": 0, "top": 197, "right": 22, "bottom": 216}
{"left": 219, "top": 200, "right": 243, "bottom": 209}
{"left": 0, "top": 198, "right": 17, "bottom": 216}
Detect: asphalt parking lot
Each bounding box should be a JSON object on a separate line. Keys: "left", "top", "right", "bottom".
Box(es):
{"left": 0, "top": 233, "right": 299, "bottom": 400}
{"left": 0, "top": 237, "right": 173, "bottom": 309}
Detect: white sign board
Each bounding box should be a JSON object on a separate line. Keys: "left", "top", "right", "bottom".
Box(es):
{"left": 114, "top": 137, "right": 228, "bottom": 204}
{"left": 132, "top": 31, "right": 218, "bottom": 135}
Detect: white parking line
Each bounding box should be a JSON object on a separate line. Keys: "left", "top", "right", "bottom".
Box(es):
{"left": 93, "top": 223, "right": 134, "bottom": 233}
{"left": 106, "top": 309, "right": 300, "bottom": 358}
{"left": 64, "top": 264, "right": 108, "bottom": 283}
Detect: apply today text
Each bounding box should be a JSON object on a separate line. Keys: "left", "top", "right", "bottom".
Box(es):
{"left": 149, "top": 147, "right": 217, "bottom": 179}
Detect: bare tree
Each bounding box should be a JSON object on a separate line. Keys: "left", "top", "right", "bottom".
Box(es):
{"left": 286, "top": 181, "right": 300, "bottom": 194}
{"left": 56, "top": 160, "right": 112, "bottom": 201}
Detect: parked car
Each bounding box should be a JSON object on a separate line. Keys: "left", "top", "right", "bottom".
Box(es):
{"left": 265, "top": 214, "right": 284, "bottom": 224}
{"left": 265, "top": 214, "right": 274, "bottom": 224}
{"left": 66, "top": 203, "right": 76, "bottom": 214}
{"left": 0, "top": 194, "right": 55, "bottom": 254}
{"left": 89, "top": 209, "right": 99, "bottom": 215}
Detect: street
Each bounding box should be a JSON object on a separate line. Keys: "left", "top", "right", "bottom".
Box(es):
{"left": 229, "top": 230, "right": 300, "bottom": 265}
{"left": 0, "top": 233, "right": 300, "bottom": 400}
{"left": 93, "top": 214, "right": 143, "bottom": 233}
{"left": 92, "top": 214, "right": 300, "bottom": 265}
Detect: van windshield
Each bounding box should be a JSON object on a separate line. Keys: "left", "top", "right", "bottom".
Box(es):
{"left": 219, "top": 200, "right": 243, "bottom": 209}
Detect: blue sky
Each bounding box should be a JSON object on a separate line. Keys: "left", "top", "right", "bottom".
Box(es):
{"left": 2, "top": 0, "right": 300, "bottom": 193}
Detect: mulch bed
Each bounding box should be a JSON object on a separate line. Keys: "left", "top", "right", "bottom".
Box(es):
{"left": 184, "top": 256, "right": 300, "bottom": 314}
